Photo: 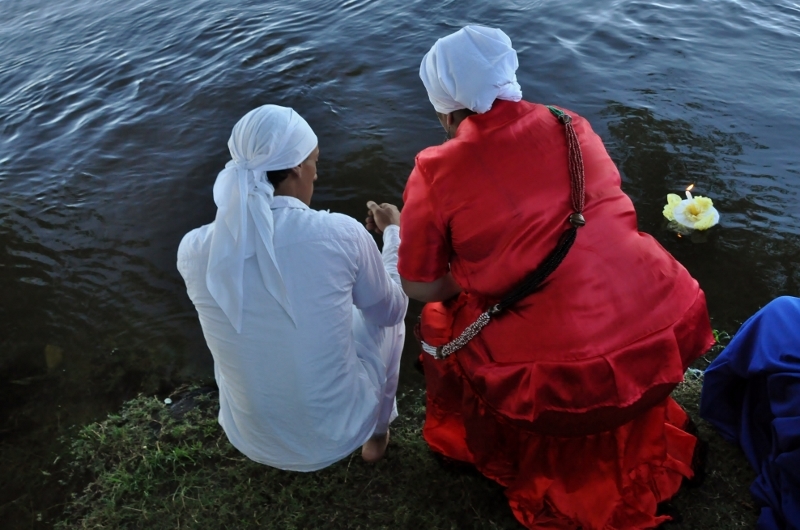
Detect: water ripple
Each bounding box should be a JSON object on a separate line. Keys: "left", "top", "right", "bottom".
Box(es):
{"left": 1, "top": 0, "right": 799, "bottom": 521}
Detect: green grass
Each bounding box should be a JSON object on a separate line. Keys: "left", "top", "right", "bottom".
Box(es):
{"left": 56, "top": 344, "right": 760, "bottom": 529}
{"left": 57, "top": 387, "right": 517, "bottom": 530}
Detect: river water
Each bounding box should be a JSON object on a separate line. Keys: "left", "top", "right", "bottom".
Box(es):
{"left": 1, "top": 0, "right": 799, "bottom": 525}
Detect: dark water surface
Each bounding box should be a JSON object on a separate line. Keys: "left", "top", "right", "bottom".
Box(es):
{"left": 1, "top": 0, "right": 799, "bottom": 524}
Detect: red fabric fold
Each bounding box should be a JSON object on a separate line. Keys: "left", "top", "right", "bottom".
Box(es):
{"left": 422, "top": 289, "right": 713, "bottom": 436}
{"left": 423, "top": 353, "right": 698, "bottom": 529}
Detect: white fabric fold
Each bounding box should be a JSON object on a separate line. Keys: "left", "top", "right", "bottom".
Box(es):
{"left": 419, "top": 25, "right": 522, "bottom": 114}
{"left": 206, "top": 105, "right": 317, "bottom": 332}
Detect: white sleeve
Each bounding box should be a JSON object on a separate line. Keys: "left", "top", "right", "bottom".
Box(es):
{"left": 351, "top": 224, "right": 408, "bottom": 327}
{"left": 379, "top": 225, "right": 402, "bottom": 286}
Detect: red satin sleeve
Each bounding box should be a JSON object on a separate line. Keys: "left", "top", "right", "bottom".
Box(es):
{"left": 398, "top": 161, "right": 450, "bottom": 282}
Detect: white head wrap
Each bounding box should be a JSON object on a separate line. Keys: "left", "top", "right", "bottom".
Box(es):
{"left": 206, "top": 105, "right": 317, "bottom": 333}
{"left": 419, "top": 25, "right": 522, "bottom": 114}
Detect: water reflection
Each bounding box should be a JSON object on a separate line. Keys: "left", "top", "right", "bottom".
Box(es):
{"left": 0, "top": 202, "right": 202, "bottom": 525}
{"left": 602, "top": 102, "right": 745, "bottom": 222}
{"left": 315, "top": 143, "right": 410, "bottom": 209}
{"left": 601, "top": 101, "right": 800, "bottom": 330}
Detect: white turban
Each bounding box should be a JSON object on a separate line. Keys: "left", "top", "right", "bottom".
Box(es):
{"left": 206, "top": 105, "right": 317, "bottom": 333}
{"left": 419, "top": 25, "right": 522, "bottom": 114}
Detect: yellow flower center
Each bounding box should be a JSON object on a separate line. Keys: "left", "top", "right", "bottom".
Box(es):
{"left": 683, "top": 197, "right": 713, "bottom": 222}
{"left": 685, "top": 202, "right": 703, "bottom": 220}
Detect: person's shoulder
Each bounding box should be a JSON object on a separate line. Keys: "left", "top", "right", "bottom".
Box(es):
{"left": 490, "top": 99, "right": 564, "bottom": 129}
{"left": 323, "top": 211, "right": 368, "bottom": 241}
{"left": 416, "top": 143, "right": 446, "bottom": 163}
{"left": 413, "top": 142, "right": 457, "bottom": 184}
{"left": 177, "top": 223, "right": 213, "bottom": 262}
{"left": 413, "top": 101, "right": 538, "bottom": 162}
{"left": 533, "top": 101, "right": 592, "bottom": 130}
{"left": 291, "top": 207, "right": 365, "bottom": 241}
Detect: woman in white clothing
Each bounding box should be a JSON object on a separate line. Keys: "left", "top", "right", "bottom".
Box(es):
{"left": 177, "top": 105, "right": 407, "bottom": 469}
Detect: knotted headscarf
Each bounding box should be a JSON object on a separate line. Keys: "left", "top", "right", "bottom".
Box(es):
{"left": 419, "top": 25, "right": 522, "bottom": 114}
{"left": 206, "top": 105, "right": 317, "bottom": 333}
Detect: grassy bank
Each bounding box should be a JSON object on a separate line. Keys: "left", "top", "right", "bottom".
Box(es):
{"left": 55, "top": 367, "right": 760, "bottom": 529}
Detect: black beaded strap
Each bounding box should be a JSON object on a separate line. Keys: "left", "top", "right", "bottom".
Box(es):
{"left": 430, "top": 105, "right": 586, "bottom": 360}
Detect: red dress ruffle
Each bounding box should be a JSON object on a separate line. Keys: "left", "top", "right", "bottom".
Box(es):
{"left": 422, "top": 351, "right": 697, "bottom": 530}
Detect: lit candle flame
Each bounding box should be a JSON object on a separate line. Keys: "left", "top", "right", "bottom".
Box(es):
{"left": 686, "top": 183, "right": 695, "bottom": 192}
{"left": 685, "top": 183, "right": 695, "bottom": 200}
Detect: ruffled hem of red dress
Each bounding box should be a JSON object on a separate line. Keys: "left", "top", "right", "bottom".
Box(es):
{"left": 422, "top": 371, "right": 697, "bottom": 529}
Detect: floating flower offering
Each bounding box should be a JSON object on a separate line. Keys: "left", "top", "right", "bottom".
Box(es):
{"left": 663, "top": 184, "right": 719, "bottom": 231}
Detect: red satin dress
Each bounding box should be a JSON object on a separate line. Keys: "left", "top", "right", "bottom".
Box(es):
{"left": 398, "top": 100, "right": 715, "bottom": 529}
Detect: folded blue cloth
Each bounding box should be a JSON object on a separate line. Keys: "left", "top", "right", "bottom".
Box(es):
{"left": 701, "top": 296, "right": 800, "bottom": 530}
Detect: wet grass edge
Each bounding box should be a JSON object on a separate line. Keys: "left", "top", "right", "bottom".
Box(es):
{"left": 55, "top": 341, "right": 759, "bottom": 529}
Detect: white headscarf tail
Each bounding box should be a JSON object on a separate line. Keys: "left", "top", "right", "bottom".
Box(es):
{"left": 419, "top": 25, "right": 522, "bottom": 114}
{"left": 206, "top": 105, "right": 317, "bottom": 332}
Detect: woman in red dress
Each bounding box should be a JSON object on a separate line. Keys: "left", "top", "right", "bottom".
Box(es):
{"left": 398, "top": 25, "right": 714, "bottom": 529}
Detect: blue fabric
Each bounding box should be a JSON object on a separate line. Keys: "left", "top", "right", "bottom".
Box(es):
{"left": 700, "top": 296, "right": 800, "bottom": 530}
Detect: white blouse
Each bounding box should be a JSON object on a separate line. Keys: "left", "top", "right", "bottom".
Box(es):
{"left": 178, "top": 195, "right": 407, "bottom": 470}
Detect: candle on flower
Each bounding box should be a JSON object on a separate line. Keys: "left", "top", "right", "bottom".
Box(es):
{"left": 663, "top": 184, "right": 719, "bottom": 231}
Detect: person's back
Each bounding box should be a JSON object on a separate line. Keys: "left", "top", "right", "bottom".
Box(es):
{"left": 180, "top": 199, "right": 405, "bottom": 469}
{"left": 178, "top": 105, "right": 407, "bottom": 471}
{"left": 404, "top": 99, "right": 711, "bottom": 432}
{"left": 398, "top": 25, "right": 714, "bottom": 529}
{"left": 406, "top": 99, "right": 704, "bottom": 359}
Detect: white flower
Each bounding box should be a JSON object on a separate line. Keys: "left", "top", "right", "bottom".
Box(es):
{"left": 663, "top": 194, "right": 719, "bottom": 231}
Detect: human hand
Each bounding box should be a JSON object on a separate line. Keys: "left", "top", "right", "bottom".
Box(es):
{"left": 366, "top": 201, "right": 400, "bottom": 235}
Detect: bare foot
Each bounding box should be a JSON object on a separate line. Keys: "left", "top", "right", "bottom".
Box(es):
{"left": 361, "top": 431, "right": 390, "bottom": 463}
